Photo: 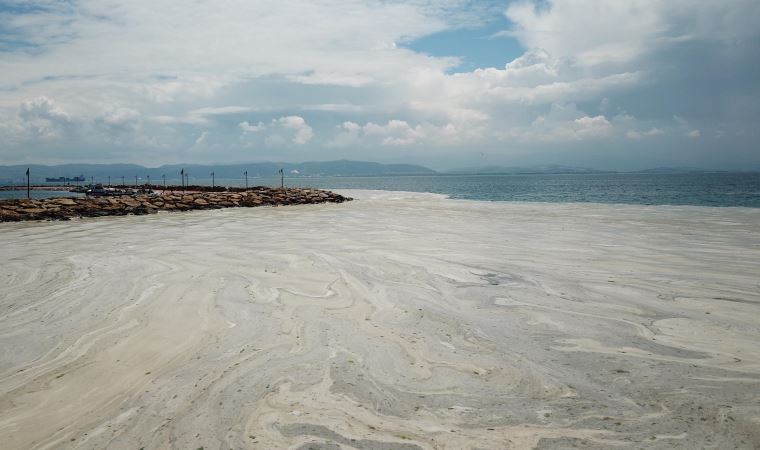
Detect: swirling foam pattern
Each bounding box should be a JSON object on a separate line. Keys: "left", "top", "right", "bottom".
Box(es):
{"left": 1, "top": 191, "right": 759, "bottom": 449}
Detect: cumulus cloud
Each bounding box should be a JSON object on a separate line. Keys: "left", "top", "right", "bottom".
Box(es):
{"left": 239, "top": 116, "right": 313, "bottom": 145}
{"left": 504, "top": 0, "right": 760, "bottom": 66}
{"left": 153, "top": 106, "right": 255, "bottom": 125}
{"left": 330, "top": 119, "right": 465, "bottom": 147}
{"left": 506, "top": 104, "right": 612, "bottom": 142}
{"left": 239, "top": 121, "right": 265, "bottom": 133}
{"left": 16, "top": 97, "right": 74, "bottom": 139}
{"left": 275, "top": 116, "right": 314, "bottom": 145}
{"left": 0, "top": 0, "right": 757, "bottom": 168}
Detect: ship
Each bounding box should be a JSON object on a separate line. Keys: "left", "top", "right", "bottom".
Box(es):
{"left": 46, "top": 175, "right": 86, "bottom": 182}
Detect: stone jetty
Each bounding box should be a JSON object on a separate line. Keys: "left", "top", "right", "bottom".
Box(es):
{"left": 0, "top": 187, "right": 351, "bottom": 222}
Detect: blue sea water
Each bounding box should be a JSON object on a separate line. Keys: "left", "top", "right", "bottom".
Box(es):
{"left": 237, "top": 172, "right": 760, "bottom": 208}
{"left": 0, "top": 190, "right": 85, "bottom": 201}
{"left": 2, "top": 173, "right": 759, "bottom": 207}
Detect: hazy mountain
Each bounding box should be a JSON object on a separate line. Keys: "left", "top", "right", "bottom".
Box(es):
{"left": 634, "top": 167, "right": 730, "bottom": 174}
{"left": 0, "top": 160, "right": 436, "bottom": 183}
{"left": 446, "top": 164, "right": 609, "bottom": 175}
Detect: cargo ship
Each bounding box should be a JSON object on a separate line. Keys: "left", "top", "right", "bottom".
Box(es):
{"left": 45, "top": 175, "right": 85, "bottom": 183}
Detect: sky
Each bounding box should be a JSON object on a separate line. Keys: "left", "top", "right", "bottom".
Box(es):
{"left": 0, "top": 0, "right": 758, "bottom": 170}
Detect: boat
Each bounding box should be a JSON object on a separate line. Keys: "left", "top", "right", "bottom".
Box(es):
{"left": 85, "top": 184, "right": 132, "bottom": 197}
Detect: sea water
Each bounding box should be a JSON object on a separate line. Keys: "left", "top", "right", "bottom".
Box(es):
{"left": 2, "top": 173, "right": 759, "bottom": 207}
{"left": 0, "top": 190, "right": 85, "bottom": 201}
{"left": 231, "top": 172, "right": 760, "bottom": 208}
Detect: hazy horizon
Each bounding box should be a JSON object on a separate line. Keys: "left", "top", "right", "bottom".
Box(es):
{"left": 1, "top": 1, "right": 759, "bottom": 170}
{"left": 3, "top": 159, "right": 760, "bottom": 173}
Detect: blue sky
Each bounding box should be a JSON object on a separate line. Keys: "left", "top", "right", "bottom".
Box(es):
{"left": 405, "top": 15, "right": 525, "bottom": 73}
{"left": 0, "top": 0, "right": 758, "bottom": 170}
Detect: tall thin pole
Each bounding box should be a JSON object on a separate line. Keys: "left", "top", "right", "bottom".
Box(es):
{"left": 279, "top": 168, "right": 284, "bottom": 189}
{"left": 91, "top": 176, "right": 94, "bottom": 186}
{"left": 162, "top": 174, "right": 166, "bottom": 189}
{"left": 147, "top": 175, "right": 150, "bottom": 187}
{"left": 211, "top": 171, "right": 215, "bottom": 189}
{"left": 181, "top": 169, "right": 185, "bottom": 191}
{"left": 134, "top": 175, "right": 138, "bottom": 188}
{"left": 121, "top": 175, "right": 125, "bottom": 186}
{"left": 108, "top": 176, "right": 111, "bottom": 187}
{"left": 244, "top": 170, "right": 248, "bottom": 190}
{"left": 26, "top": 168, "right": 30, "bottom": 200}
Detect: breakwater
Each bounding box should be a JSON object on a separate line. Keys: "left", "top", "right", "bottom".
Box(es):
{"left": 0, "top": 187, "right": 351, "bottom": 222}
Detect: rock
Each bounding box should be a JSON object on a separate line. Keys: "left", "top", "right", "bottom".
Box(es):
{"left": 52, "top": 198, "right": 77, "bottom": 206}
{"left": 0, "top": 188, "right": 351, "bottom": 222}
{"left": 19, "top": 208, "right": 46, "bottom": 214}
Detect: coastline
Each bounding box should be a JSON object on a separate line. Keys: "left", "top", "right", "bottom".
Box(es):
{"left": 1, "top": 190, "right": 759, "bottom": 449}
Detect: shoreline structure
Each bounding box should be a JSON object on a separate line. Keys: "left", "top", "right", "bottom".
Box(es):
{"left": 0, "top": 186, "right": 351, "bottom": 222}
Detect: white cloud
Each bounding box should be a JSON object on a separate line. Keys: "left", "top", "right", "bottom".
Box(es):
{"left": 506, "top": 1, "right": 664, "bottom": 66}
{"left": 194, "top": 131, "right": 209, "bottom": 146}
{"left": 239, "top": 116, "right": 313, "bottom": 145}
{"left": 626, "top": 128, "right": 665, "bottom": 140}
{"left": 153, "top": 106, "right": 255, "bottom": 125}
{"left": 502, "top": 103, "right": 658, "bottom": 143}
{"left": 0, "top": 0, "right": 758, "bottom": 168}
{"left": 15, "top": 96, "right": 74, "bottom": 140}
{"left": 504, "top": 0, "right": 760, "bottom": 66}
{"left": 330, "top": 119, "right": 467, "bottom": 147}
{"left": 239, "top": 121, "right": 265, "bottom": 133}
{"left": 275, "top": 116, "right": 314, "bottom": 145}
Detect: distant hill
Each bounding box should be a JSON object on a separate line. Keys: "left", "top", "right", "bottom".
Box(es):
{"left": 634, "top": 167, "right": 730, "bottom": 174}
{"left": 447, "top": 164, "right": 609, "bottom": 175}
{"left": 0, "top": 160, "right": 437, "bottom": 183}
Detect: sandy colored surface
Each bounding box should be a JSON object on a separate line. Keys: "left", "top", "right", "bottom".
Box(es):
{"left": 1, "top": 190, "right": 759, "bottom": 449}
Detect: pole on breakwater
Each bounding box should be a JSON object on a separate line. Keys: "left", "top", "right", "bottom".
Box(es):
{"left": 91, "top": 176, "right": 94, "bottom": 186}
{"left": 108, "top": 176, "right": 111, "bottom": 187}
{"left": 244, "top": 170, "right": 248, "bottom": 190}
{"left": 25, "top": 168, "right": 30, "bottom": 200}
{"left": 134, "top": 175, "right": 138, "bottom": 188}
{"left": 279, "top": 168, "right": 284, "bottom": 189}
{"left": 121, "top": 176, "right": 125, "bottom": 186}
{"left": 147, "top": 175, "right": 150, "bottom": 187}
{"left": 211, "top": 171, "right": 215, "bottom": 189}
{"left": 163, "top": 174, "right": 166, "bottom": 189}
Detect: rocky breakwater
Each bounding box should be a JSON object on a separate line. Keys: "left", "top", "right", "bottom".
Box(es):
{"left": 0, "top": 188, "right": 351, "bottom": 222}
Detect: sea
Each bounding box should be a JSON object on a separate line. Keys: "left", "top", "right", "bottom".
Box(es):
{"left": 2, "top": 172, "right": 759, "bottom": 208}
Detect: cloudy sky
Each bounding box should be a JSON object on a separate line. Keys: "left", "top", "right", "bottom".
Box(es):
{"left": 1, "top": 0, "right": 758, "bottom": 170}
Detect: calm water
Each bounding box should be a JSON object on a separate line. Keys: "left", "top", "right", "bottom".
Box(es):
{"left": 238, "top": 172, "right": 760, "bottom": 208}
{"left": 0, "top": 190, "right": 85, "bottom": 200}
{"left": 2, "top": 173, "right": 759, "bottom": 207}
